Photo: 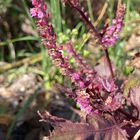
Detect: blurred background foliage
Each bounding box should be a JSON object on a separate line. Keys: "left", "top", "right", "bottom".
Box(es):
{"left": 0, "top": 0, "right": 140, "bottom": 139}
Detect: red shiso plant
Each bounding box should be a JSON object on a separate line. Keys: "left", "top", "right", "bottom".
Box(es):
{"left": 30, "top": 0, "right": 140, "bottom": 140}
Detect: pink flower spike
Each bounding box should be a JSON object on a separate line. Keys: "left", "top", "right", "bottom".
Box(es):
{"left": 100, "top": 4, "right": 126, "bottom": 48}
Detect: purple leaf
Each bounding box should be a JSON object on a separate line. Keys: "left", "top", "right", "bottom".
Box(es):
{"left": 86, "top": 113, "right": 128, "bottom": 140}
{"left": 104, "top": 126, "right": 128, "bottom": 140}
{"left": 39, "top": 111, "right": 128, "bottom": 140}
{"left": 130, "top": 86, "right": 140, "bottom": 112}
{"left": 94, "top": 56, "right": 115, "bottom": 78}
{"left": 39, "top": 111, "right": 94, "bottom": 140}
{"left": 86, "top": 112, "right": 114, "bottom": 128}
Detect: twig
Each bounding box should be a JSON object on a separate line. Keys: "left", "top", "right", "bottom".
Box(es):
{"left": 133, "top": 129, "right": 140, "bottom": 140}
{"left": 126, "top": 19, "right": 140, "bottom": 25}
{"left": 118, "top": 0, "right": 122, "bottom": 8}
{"left": 94, "top": 1, "right": 108, "bottom": 27}
{"left": 0, "top": 53, "right": 42, "bottom": 73}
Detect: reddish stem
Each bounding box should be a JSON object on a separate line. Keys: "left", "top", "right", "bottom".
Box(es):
{"left": 68, "top": 2, "right": 102, "bottom": 43}
{"left": 104, "top": 49, "right": 114, "bottom": 79}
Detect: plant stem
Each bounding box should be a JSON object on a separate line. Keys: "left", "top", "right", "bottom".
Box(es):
{"left": 69, "top": 3, "right": 102, "bottom": 42}
{"left": 104, "top": 49, "right": 114, "bottom": 78}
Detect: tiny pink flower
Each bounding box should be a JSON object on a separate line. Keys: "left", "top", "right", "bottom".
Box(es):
{"left": 112, "top": 19, "right": 117, "bottom": 24}
{"left": 77, "top": 90, "right": 92, "bottom": 114}
{"left": 85, "top": 105, "right": 92, "bottom": 114}
{"left": 38, "top": 19, "right": 46, "bottom": 26}
{"left": 31, "top": 0, "right": 37, "bottom": 5}
{"left": 72, "top": 73, "right": 80, "bottom": 80}
{"left": 37, "top": 10, "right": 44, "bottom": 18}
{"left": 79, "top": 81, "right": 85, "bottom": 88}
{"left": 30, "top": 8, "right": 37, "bottom": 17}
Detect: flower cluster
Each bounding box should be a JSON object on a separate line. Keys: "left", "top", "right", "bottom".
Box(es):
{"left": 30, "top": 0, "right": 47, "bottom": 19}
{"left": 30, "top": 0, "right": 126, "bottom": 114}
{"left": 76, "top": 90, "right": 92, "bottom": 114}
{"left": 62, "top": 1, "right": 126, "bottom": 48}
{"left": 31, "top": 1, "right": 87, "bottom": 88}
{"left": 30, "top": 0, "right": 95, "bottom": 114}
{"left": 101, "top": 5, "right": 126, "bottom": 48}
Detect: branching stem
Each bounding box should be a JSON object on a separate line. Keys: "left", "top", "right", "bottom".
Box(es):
{"left": 69, "top": 3, "right": 102, "bottom": 42}
{"left": 69, "top": 3, "right": 115, "bottom": 79}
